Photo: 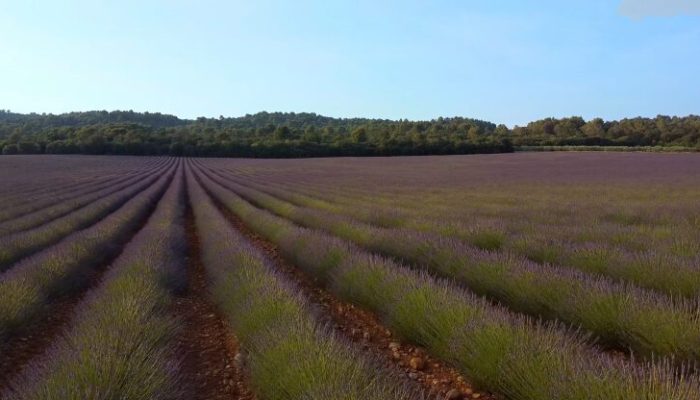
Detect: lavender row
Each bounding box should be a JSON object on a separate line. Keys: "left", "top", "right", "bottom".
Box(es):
{"left": 0, "top": 155, "right": 152, "bottom": 201}
{"left": 196, "top": 166, "right": 700, "bottom": 365}
{"left": 202, "top": 158, "right": 697, "bottom": 260}
{"left": 0, "top": 157, "right": 170, "bottom": 218}
{"left": 0, "top": 163, "right": 168, "bottom": 237}
{"left": 192, "top": 164, "right": 700, "bottom": 400}
{"left": 185, "top": 164, "right": 421, "bottom": 400}
{"left": 206, "top": 164, "right": 700, "bottom": 299}
{"left": 0, "top": 162, "right": 175, "bottom": 345}
{"left": 0, "top": 160, "right": 174, "bottom": 272}
{"left": 197, "top": 161, "right": 700, "bottom": 285}
{"left": 0, "top": 157, "right": 170, "bottom": 219}
{"left": 2, "top": 162, "right": 187, "bottom": 399}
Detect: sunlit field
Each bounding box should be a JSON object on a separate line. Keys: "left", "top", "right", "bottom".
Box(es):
{"left": 1, "top": 153, "right": 699, "bottom": 400}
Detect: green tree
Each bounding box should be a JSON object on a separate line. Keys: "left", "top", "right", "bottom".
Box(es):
{"left": 303, "top": 126, "right": 321, "bottom": 142}
{"left": 351, "top": 127, "right": 368, "bottom": 143}
{"left": 274, "top": 126, "right": 291, "bottom": 140}
{"left": 582, "top": 118, "right": 605, "bottom": 137}
{"left": 467, "top": 126, "right": 483, "bottom": 142}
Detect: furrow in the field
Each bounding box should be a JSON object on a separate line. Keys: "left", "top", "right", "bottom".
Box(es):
{"left": 208, "top": 179, "right": 496, "bottom": 400}
{"left": 0, "top": 158, "right": 169, "bottom": 219}
{"left": 196, "top": 165, "right": 700, "bottom": 365}
{"left": 1, "top": 161, "right": 186, "bottom": 399}
{"left": 0, "top": 162, "right": 176, "bottom": 390}
{"left": 185, "top": 162, "right": 422, "bottom": 400}
{"left": 0, "top": 156, "right": 169, "bottom": 213}
{"left": 0, "top": 174, "right": 119, "bottom": 207}
{"left": 171, "top": 197, "right": 255, "bottom": 400}
{"left": 0, "top": 163, "right": 168, "bottom": 237}
{"left": 0, "top": 174, "right": 130, "bottom": 215}
{"left": 0, "top": 160, "right": 174, "bottom": 272}
{"left": 265, "top": 177, "right": 700, "bottom": 300}
{"left": 199, "top": 161, "right": 377, "bottom": 205}
{"left": 190, "top": 163, "right": 700, "bottom": 399}
{"left": 0, "top": 170, "right": 131, "bottom": 208}
{"left": 196, "top": 162, "right": 475, "bottom": 235}
{"left": 203, "top": 163, "right": 700, "bottom": 300}
{"left": 198, "top": 163, "right": 414, "bottom": 226}
{"left": 0, "top": 156, "right": 160, "bottom": 195}
{"left": 208, "top": 160, "right": 692, "bottom": 248}
{"left": 0, "top": 157, "right": 171, "bottom": 220}
{"left": 0, "top": 165, "right": 156, "bottom": 221}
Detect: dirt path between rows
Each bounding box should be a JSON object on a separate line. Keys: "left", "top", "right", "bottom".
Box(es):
{"left": 210, "top": 195, "right": 496, "bottom": 400}
{"left": 171, "top": 204, "right": 255, "bottom": 400}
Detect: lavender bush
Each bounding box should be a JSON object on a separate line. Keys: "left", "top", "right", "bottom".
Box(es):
{"left": 2, "top": 161, "right": 187, "bottom": 400}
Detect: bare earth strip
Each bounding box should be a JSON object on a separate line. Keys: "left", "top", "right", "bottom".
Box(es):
{"left": 171, "top": 204, "right": 255, "bottom": 400}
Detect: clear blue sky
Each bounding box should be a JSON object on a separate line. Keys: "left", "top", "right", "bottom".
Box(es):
{"left": 0, "top": 0, "right": 698, "bottom": 126}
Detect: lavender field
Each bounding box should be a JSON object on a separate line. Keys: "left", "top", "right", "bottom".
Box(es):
{"left": 1, "top": 153, "right": 699, "bottom": 400}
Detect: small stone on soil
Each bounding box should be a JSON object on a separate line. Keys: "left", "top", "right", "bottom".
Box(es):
{"left": 409, "top": 357, "right": 425, "bottom": 371}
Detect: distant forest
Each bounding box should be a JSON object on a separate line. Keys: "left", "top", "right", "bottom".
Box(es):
{"left": 0, "top": 110, "right": 698, "bottom": 157}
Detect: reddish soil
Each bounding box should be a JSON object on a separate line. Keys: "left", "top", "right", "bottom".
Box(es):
{"left": 213, "top": 198, "right": 497, "bottom": 400}
{"left": 172, "top": 205, "right": 255, "bottom": 400}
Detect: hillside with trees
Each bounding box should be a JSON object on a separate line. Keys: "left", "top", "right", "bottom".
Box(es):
{"left": 510, "top": 116, "right": 700, "bottom": 148}
{"left": 1, "top": 110, "right": 698, "bottom": 157}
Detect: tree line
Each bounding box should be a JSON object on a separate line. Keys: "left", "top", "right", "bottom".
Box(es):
{"left": 1, "top": 110, "right": 698, "bottom": 157}
{"left": 510, "top": 116, "right": 700, "bottom": 148}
